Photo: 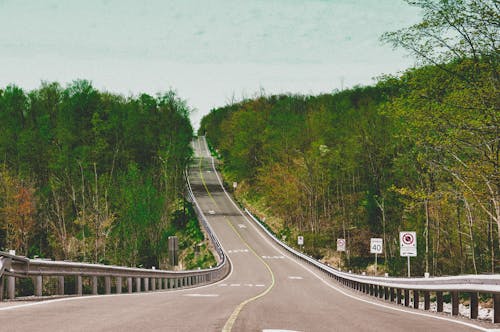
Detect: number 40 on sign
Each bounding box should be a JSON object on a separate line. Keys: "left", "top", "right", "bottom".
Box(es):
{"left": 370, "top": 238, "right": 383, "bottom": 254}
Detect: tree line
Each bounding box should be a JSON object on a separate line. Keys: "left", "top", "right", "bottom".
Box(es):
{"left": 0, "top": 80, "right": 210, "bottom": 269}
{"left": 199, "top": 0, "right": 499, "bottom": 276}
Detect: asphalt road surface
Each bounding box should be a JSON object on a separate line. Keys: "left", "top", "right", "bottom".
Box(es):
{"left": 0, "top": 136, "right": 490, "bottom": 332}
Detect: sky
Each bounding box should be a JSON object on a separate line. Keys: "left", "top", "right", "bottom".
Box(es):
{"left": 0, "top": 0, "right": 420, "bottom": 129}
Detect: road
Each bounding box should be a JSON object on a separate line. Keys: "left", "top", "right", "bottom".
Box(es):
{"left": 0, "top": 136, "right": 487, "bottom": 331}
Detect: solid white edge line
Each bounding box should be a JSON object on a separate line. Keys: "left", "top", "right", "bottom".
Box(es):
{"left": 204, "top": 137, "right": 494, "bottom": 332}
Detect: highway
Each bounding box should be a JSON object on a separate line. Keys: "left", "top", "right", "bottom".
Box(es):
{"left": 0, "top": 136, "right": 488, "bottom": 331}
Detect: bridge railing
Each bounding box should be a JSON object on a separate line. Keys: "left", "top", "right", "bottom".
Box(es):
{"left": 0, "top": 166, "right": 229, "bottom": 301}
{"left": 244, "top": 208, "right": 500, "bottom": 324}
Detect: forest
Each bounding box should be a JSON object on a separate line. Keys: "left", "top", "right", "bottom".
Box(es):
{"left": 199, "top": 0, "right": 499, "bottom": 276}
{"left": 0, "top": 80, "right": 215, "bottom": 269}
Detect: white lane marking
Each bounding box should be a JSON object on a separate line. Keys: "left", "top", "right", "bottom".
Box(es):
{"left": 208, "top": 210, "right": 215, "bottom": 215}
{"left": 288, "top": 276, "right": 303, "bottom": 280}
{"left": 184, "top": 294, "right": 219, "bottom": 297}
{"left": 261, "top": 255, "right": 285, "bottom": 259}
{"left": 263, "top": 330, "right": 303, "bottom": 332}
{"left": 210, "top": 155, "right": 491, "bottom": 332}
{"left": 227, "top": 249, "right": 249, "bottom": 254}
{"left": 244, "top": 284, "right": 253, "bottom": 287}
{"left": 219, "top": 284, "right": 228, "bottom": 287}
{"left": 230, "top": 284, "right": 241, "bottom": 287}
{"left": 238, "top": 224, "right": 247, "bottom": 228}
{"left": 255, "top": 284, "right": 265, "bottom": 287}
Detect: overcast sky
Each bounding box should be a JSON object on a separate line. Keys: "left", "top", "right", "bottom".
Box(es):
{"left": 0, "top": 0, "right": 420, "bottom": 128}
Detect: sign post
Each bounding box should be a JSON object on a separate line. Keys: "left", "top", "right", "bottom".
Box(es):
{"left": 337, "top": 238, "right": 346, "bottom": 269}
{"left": 370, "top": 238, "right": 383, "bottom": 275}
{"left": 297, "top": 236, "right": 304, "bottom": 250}
{"left": 400, "top": 231, "right": 417, "bottom": 277}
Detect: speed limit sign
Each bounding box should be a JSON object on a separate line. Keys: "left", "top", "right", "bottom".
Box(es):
{"left": 400, "top": 231, "right": 417, "bottom": 256}
{"left": 370, "top": 238, "right": 383, "bottom": 254}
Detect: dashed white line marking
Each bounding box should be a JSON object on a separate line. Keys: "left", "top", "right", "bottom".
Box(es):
{"left": 238, "top": 224, "right": 247, "bottom": 228}
{"left": 218, "top": 284, "right": 228, "bottom": 287}
{"left": 230, "top": 284, "right": 241, "bottom": 287}
{"left": 227, "top": 249, "right": 249, "bottom": 254}
{"left": 262, "top": 255, "right": 285, "bottom": 259}
{"left": 244, "top": 284, "right": 254, "bottom": 287}
{"left": 184, "top": 294, "right": 219, "bottom": 297}
{"left": 255, "top": 284, "right": 265, "bottom": 287}
{"left": 208, "top": 210, "right": 215, "bottom": 215}
{"left": 288, "top": 276, "right": 303, "bottom": 280}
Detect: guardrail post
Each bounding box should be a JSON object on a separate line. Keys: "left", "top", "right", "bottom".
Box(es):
{"left": 76, "top": 275, "right": 82, "bottom": 296}
{"left": 7, "top": 276, "right": 15, "bottom": 299}
{"left": 105, "top": 276, "right": 111, "bottom": 294}
{"left": 58, "top": 276, "right": 64, "bottom": 295}
{"left": 404, "top": 289, "right": 410, "bottom": 307}
{"left": 145, "top": 278, "right": 150, "bottom": 291}
{"left": 378, "top": 286, "right": 383, "bottom": 299}
{"left": 396, "top": 289, "right": 402, "bottom": 305}
{"left": 424, "top": 291, "right": 430, "bottom": 310}
{"left": 135, "top": 277, "right": 141, "bottom": 292}
{"left": 451, "top": 291, "right": 459, "bottom": 316}
{"left": 384, "top": 287, "right": 389, "bottom": 300}
{"left": 92, "top": 276, "right": 98, "bottom": 295}
{"left": 413, "top": 290, "right": 419, "bottom": 309}
{"left": 116, "top": 277, "right": 122, "bottom": 294}
{"left": 436, "top": 291, "right": 443, "bottom": 312}
{"left": 35, "top": 275, "right": 43, "bottom": 296}
{"left": 390, "top": 288, "right": 395, "bottom": 302}
{"left": 493, "top": 293, "right": 499, "bottom": 323}
{"left": 151, "top": 278, "right": 156, "bottom": 291}
{"left": 127, "top": 277, "right": 132, "bottom": 293}
{"left": 469, "top": 292, "right": 478, "bottom": 319}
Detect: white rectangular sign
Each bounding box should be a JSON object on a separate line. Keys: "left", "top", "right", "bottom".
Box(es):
{"left": 370, "top": 238, "right": 383, "bottom": 254}
{"left": 337, "top": 238, "right": 346, "bottom": 252}
{"left": 297, "top": 236, "right": 304, "bottom": 246}
{"left": 400, "top": 231, "right": 417, "bottom": 257}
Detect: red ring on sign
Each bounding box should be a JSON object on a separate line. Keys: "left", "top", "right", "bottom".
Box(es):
{"left": 402, "top": 233, "right": 414, "bottom": 245}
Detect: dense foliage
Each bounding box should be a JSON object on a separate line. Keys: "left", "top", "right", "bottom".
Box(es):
{"left": 199, "top": 0, "right": 499, "bottom": 276}
{"left": 0, "top": 80, "right": 212, "bottom": 269}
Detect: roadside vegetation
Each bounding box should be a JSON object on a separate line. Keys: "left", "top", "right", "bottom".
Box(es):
{"left": 199, "top": 0, "right": 499, "bottom": 276}
{"left": 0, "top": 80, "right": 214, "bottom": 269}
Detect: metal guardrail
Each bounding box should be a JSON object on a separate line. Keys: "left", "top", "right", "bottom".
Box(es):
{"left": 0, "top": 165, "right": 230, "bottom": 301}
{"left": 200, "top": 135, "right": 500, "bottom": 324}
{"left": 244, "top": 207, "right": 500, "bottom": 324}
